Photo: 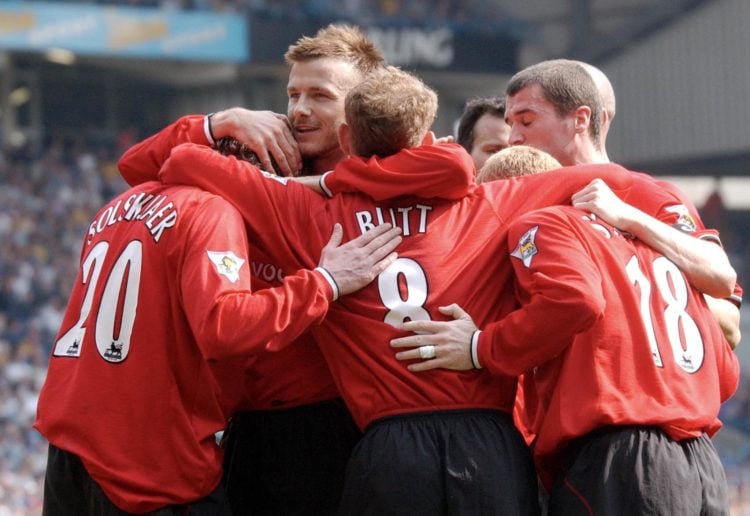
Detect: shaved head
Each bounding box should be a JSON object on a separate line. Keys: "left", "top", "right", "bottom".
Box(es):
{"left": 576, "top": 61, "right": 615, "bottom": 122}
{"left": 574, "top": 61, "right": 615, "bottom": 160}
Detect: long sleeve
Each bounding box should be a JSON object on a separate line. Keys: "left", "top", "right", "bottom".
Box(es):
{"left": 179, "top": 196, "right": 333, "bottom": 359}
{"left": 160, "top": 142, "right": 331, "bottom": 270}
{"left": 476, "top": 209, "right": 605, "bottom": 376}
{"left": 118, "top": 115, "right": 210, "bottom": 186}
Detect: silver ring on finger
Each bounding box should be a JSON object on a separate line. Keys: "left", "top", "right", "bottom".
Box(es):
{"left": 418, "top": 345, "right": 436, "bottom": 360}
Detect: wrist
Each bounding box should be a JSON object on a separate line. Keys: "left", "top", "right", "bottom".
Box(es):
{"left": 314, "top": 266, "right": 340, "bottom": 301}
{"left": 470, "top": 330, "right": 482, "bottom": 369}
{"left": 205, "top": 113, "right": 217, "bottom": 144}
{"left": 206, "top": 109, "right": 235, "bottom": 141}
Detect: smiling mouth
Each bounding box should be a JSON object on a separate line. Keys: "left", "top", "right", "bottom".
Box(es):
{"left": 294, "top": 128, "right": 319, "bottom": 140}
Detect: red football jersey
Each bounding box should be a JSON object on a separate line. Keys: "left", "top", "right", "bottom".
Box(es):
{"left": 477, "top": 205, "right": 739, "bottom": 487}
{"left": 158, "top": 143, "right": 708, "bottom": 430}
{"left": 118, "top": 116, "right": 340, "bottom": 409}
{"left": 34, "top": 182, "right": 334, "bottom": 513}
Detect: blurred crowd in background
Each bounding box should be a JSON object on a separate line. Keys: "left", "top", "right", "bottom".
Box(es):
{"left": 22, "top": 0, "right": 519, "bottom": 31}
{"left": 0, "top": 135, "right": 128, "bottom": 514}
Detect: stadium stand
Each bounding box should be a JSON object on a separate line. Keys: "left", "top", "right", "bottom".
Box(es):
{"left": 17, "top": 0, "right": 516, "bottom": 30}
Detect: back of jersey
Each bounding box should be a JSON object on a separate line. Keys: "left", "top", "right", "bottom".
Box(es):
{"left": 34, "top": 181, "right": 247, "bottom": 513}
{"left": 312, "top": 188, "right": 523, "bottom": 429}
{"left": 516, "top": 205, "right": 740, "bottom": 474}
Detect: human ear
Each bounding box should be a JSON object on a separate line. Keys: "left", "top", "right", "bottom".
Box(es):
{"left": 574, "top": 106, "right": 592, "bottom": 134}
{"left": 338, "top": 123, "right": 352, "bottom": 156}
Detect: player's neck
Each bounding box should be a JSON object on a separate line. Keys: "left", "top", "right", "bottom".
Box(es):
{"left": 308, "top": 149, "right": 347, "bottom": 175}
{"left": 574, "top": 145, "right": 610, "bottom": 165}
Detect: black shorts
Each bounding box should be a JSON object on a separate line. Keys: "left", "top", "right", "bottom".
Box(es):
{"left": 548, "top": 426, "right": 730, "bottom": 516}
{"left": 338, "top": 409, "right": 540, "bottom": 516}
{"left": 221, "top": 398, "right": 361, "bottom": 515}
{"left": 43, "top": 443, "right": 231, "bottom": 516}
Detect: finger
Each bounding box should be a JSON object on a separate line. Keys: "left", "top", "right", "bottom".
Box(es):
{"left": 273, "top": 129, "right": 302, "bottom": 176}
{"left": 347, "top": 223, "right": 394, "bottom": 248}
{"left": 324, "top": 223, "right": 343, "bottom": 250}
{"left": 255, "top": 149, "right": 276, "bottom": 176}
{"left": 437, "top": 304, "right": 471, "bottom": 321}
{"left": 571, "top": 191, "right": 596, "bottom": 205}
{"left": 571, "top": 185, "right": 593, "bottom": 201}
{"left": 390, "top": 335, "right": 429, "bottom": 348}
{"left": 265, "top": 140, "right": 295, "bottom": 177}
{"left": 272, "top": 113, "right": 302, "bottom": 172}
{"left": 363, "top": 226, "right": 403, "bottom": 255}
{"left": 365, "top": 231, "right": 402, "bottom": 260}
{"left": 370, "top": 251, "right": 399, "bottom": 276}
{"left": 393, "top": 348, "right": 424, "bottom": 361}
{"left": 407, "top": 358, "right": 445, "bottom": 372}
{"left": 421, "top": 131, "right": 436, "bottom": 145}
{"left": 399, "top": 320, "right": 444, "bottom": 334}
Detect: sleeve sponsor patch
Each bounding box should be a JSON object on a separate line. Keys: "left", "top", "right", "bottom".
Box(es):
{"left": 261, "top": 171, "right": 289, "bottom": 185}
{"left": 207, "top": 250, "right": 245, "bottom": 283}
{"left": 511, "top": 225, "right": 539, "bottom": 268}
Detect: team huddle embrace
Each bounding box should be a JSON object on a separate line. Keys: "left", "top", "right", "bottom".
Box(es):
{"left": 34, "top": 23, "right": 741, "bottom": 516}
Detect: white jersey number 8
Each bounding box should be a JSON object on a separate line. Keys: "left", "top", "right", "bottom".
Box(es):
{"left": 378, "top": 258, "right": 431, "bottom": 328}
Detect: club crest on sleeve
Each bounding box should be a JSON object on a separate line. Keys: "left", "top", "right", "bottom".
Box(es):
{"left": 207, "top": 250, "right": 245, "bottom": 283}
{"left": 511, "top": 225, "right": 539, "bottom": 268}
{"left": 665, "top": 204, "right": 697, "bottom": 233}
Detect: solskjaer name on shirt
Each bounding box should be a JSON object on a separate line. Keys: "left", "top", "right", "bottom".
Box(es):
{"left": 355, "top": 204, "right": 434, "bottom": 236}
{"left": 86, "top": 191, "right": 178, "bottom": 245}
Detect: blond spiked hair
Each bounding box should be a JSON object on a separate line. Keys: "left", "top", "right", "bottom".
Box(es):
{"left": 477, "top": 145, "right": 561, "bottom": 183}
{"left": 284, "top": 24, "right": 385, "bottom": 75}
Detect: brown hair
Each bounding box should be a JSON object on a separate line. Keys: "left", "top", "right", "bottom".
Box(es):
{"left": 284, "top": 24, "right": 385, "bottom": 76}
{"left": 505, "top": 59, "right": 603, "bottom": 148}
{"left": 214, "top": 137, "right": 280, "bottom": 175}
{"left": 345, "top": 66, "right": 438, "bottom": 158}
{"left": 456, "top": 96, "right": 505, "bottom": 152}
{"left": 477, "top": 145, "right": 561, "bottom": 183}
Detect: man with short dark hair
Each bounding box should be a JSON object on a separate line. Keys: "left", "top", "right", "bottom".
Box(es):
{"left": 455, "top": 96, "right": 511, "bottom": 170}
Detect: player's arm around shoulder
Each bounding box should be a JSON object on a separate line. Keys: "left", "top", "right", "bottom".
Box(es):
{"left": 179, "top": 195, "right": 402, "bottom": 358}
{"left": 161, "top": 142, "right": 329, "bottom": 263}
{"left": 177, "top": 193, "right": 324, "bottom": 359}
{"left": 572, "top": 178, "right": 736, "bottom": 298}
{"left": 118, "top": 115, "right": 210, "bottom": 187}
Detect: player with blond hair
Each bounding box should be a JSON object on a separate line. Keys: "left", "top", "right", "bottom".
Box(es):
{"left": 477, "top": 145, "right": 561, "bottom": 182}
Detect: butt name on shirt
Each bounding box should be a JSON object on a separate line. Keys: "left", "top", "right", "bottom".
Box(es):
{"left": 86, "top": 192, "right": 178, "bottom": 245}
{"left": 355, "top": 203, "right": 433, "bottom": 236}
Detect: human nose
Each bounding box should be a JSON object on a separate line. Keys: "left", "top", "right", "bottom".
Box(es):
{"left": 509, "top": 126, "right": 524, "bottom": 146}
{"left": 291, "top": 94, "right": 311, "bottom": 118}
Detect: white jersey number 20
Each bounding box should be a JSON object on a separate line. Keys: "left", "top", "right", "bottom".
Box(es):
{"left": 53, "top": 240, "right": 142, "bottom": 363}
